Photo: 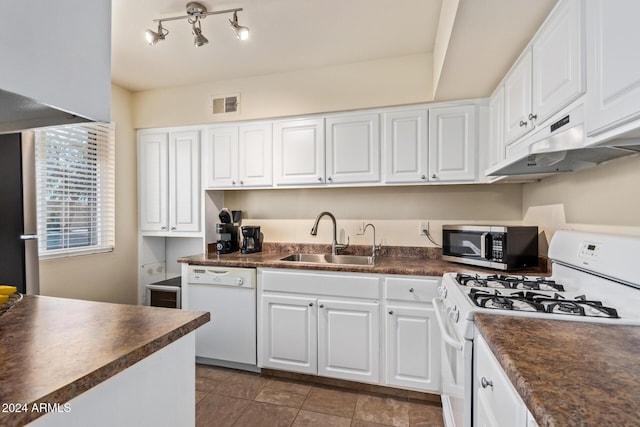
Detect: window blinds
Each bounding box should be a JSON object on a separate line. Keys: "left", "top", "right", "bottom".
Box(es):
{"left": 34, "top": 123, "right": 115, "bottom": 258}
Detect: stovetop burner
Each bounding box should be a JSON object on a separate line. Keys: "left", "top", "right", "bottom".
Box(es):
{"left": 455, "top": 273, "right": 565, "bottom": 292}
{"left": 467, "top": 288, "right": 620, "bottom": 318}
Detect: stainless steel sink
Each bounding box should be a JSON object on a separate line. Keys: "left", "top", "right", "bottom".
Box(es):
{"left": 279, "top": 253, "right": 379, "bottom": 266}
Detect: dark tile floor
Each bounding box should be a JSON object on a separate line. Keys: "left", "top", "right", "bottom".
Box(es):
{"left": 196, "top": 364, "right": 445, "bottom": 427}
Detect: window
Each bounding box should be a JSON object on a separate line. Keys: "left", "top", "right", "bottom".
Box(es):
{"left": 35, "top": 123, "right": 115, "bottom": 258}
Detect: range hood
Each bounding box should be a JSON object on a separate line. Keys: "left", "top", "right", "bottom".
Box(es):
{"left": 487, "top": 103, "right": 640, "bottom": 178}
{"left": 0, "top": 89, "right": 92, "bottom": 134}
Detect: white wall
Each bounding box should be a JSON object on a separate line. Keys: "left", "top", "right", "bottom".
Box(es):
{"left": 39, "top": 85, "right": 138, "bottom": 304}
{"left": 522, "top": 155, "right": 640, "bottom": 254}
{"left": 224, "top": 184, "right": 524, "bottom": 247}
{"left": 132, "top": 54, "right": 433, "bottom": 129}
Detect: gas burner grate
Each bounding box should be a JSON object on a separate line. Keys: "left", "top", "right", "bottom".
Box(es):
{"left": 467, "top": 289, "right": 620, "bottom": 318}
{"left": 455, "top": 273, "right": 565, "bottom": 292}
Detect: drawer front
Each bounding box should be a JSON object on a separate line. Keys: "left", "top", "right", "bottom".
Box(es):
{"left": 260, "top": 269, "right": 380, "bottom": 299}
{"left": 384, "top": 276, "right": 440, "bottom": 302}
{"left": 475, "top": 335, "right": 527, "bottom": 427}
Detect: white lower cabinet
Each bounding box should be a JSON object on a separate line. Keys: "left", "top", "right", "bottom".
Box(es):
{"left": 384, "top": 276, "right": 441, "bottom": 393}
{"left": 261, "top": 294, "right": 317, "bottom": 374}
{"left": 258, "top": 268, "right": 441, "bottom": 391}
{"left": 318, "top": 299, "right": 380, "bottom": 383}
{"left": 474, "top": 333, "right": 528, "bottom": 427}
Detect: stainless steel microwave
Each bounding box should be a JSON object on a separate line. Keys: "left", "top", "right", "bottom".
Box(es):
{"left": 442, "top": 225, "right": 538, "bottom": 270}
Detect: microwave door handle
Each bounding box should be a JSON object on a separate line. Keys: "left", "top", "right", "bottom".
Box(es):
{"left": 480, "top": 232, "right": 488, "bottom": 258}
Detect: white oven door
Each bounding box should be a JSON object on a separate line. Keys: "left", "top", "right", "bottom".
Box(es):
{"left": 434, "top": 297, "right": 470, "bottom": 427}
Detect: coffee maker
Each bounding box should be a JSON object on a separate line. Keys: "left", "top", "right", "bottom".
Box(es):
{"left": 241, "top": 226, "right": 263, "bottom": 254}
{"left": 216, "top": 209, "right": 241, "bottom": 254}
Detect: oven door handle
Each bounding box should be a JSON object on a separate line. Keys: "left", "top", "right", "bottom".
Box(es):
{"left": 433, "top": 297, "right": 464, "bottom": 351}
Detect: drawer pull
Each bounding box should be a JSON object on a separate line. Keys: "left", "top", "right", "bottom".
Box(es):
{"left": 409, "top": 288, "right": 414, "bottom": 293}
{"left": 481, "top": 377, "right": 493, "bottom": 389}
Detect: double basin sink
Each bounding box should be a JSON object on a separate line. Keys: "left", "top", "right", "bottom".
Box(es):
{"left": 280, "top": 253, "right": 379, "bottom": 267}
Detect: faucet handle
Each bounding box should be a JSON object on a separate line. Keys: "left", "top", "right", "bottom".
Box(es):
{"left": 335, "top": 236, "right": 350, "bottom": 254}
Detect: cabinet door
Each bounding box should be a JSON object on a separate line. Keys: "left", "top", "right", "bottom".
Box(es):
{"left": 428, "top": 105, "right": 477, "bottom": 182}
{"left": 273, "top": 118, "right": 325, "bottom": 186}
{"left": 138, "top": 133, "right": 168, "bottom": 232}
{"left": 385, "top": 305, "right": 440, "bottom": 392}
{"left": 168, "top": 130, "right": 200, "bottom": 233}
{"left": 474, "top": 335, "right": 527, "bottom": 427}
{"left": 532, "top": 0, "right": 584, "bottom": 123}
{"left": 317, "top": 299, "right": 380, "bottom": 383}
{"left": 326, "top": 113, "right": 380, "bottom": 184}
{"left": 488, "top": 86, "right": 505, "bottom": 168}
{"left": 239, "top": 123, "right": 273, "bottom": 187}
{"left": 504, "top": 50, "right": 533, "bottom": 144}
{"left": 586, "top": 0, "right": 640, "bottom": 135}
{"left": 260, "top": 294, "right": 317, "bottom": 375}
{"left": 383, "top": 109, "right": 429, "bottom": 183}
{"left": 204, "top": 126, "right": 238, "bottom": 188}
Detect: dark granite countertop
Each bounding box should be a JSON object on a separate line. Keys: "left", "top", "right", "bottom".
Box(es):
{"left": 0, "top": 295, "right": 209, "bottom": 427}
{"left": 178, "top": 243, "right": 548, "bottom": 277}
{"left": 475, "top": 314, "right": 640, "bottom": 427}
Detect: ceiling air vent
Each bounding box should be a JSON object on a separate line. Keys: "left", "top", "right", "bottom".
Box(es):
{"left": 211, "top": 94, "right": 240, "bottom": 116}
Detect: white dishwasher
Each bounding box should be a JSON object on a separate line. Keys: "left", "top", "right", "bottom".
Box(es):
{"left": 186, "top": 266, "right": 257, "bottom": 371}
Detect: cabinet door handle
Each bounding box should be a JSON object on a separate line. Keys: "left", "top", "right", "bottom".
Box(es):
{"left": 519, "top": 120, "right": 528, "bottom": 127}
{"left": 318, "top": 177, "right": 323, "bottom": 181}
{"left": 528, "top": 113, "right": 537, "bottom": 121}
{"left": 171, "top": 226, "right": 176, "bottom": 231}
{"left": 388, "top": 310, "right": 394, "bottom": 315}
{"left": 240, "top": 180, "right": 244, "bottom": 185}
{"left": 327, "top": 177, "right": 332, "bottom": 182}
{"left": 421, "top": 175, "right": 426, "bottom": 180}
{"left": 431, "top": 174, "right": 437, "bottom": 179}
{"left": 232, "top": 180, "right": 236, "bottom": 185}
{"left": 319, "top": 304, "right": 324, "bottom": 308}
{"left": 481, "top": 377, "right": 493, "bottom": 389}
{"left": 161, "top": 226, "right": 167, "bottom": 230}
{"left": 308, "top": 303, "right": 313, "bottom": 307}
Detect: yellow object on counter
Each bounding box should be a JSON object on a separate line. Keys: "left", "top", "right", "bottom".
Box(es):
{"left": 0, "top": 286, "right": 17, "bottom": 295}
{"left": 0, "top": 295, "right": 9, "bottom": 304}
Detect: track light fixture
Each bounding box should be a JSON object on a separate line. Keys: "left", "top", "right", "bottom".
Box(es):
{"left": 145, "top": 2, "right": 250, "bottom": 47}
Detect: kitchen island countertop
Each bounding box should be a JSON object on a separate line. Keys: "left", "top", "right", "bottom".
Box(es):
{"left": 475, "top": 314, "right": 640, "bottom": 427}
{"left": 0, "top": 295, "right": 209, "bottom": 426}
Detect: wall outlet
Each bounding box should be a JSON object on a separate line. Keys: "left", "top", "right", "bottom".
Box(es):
{"left": 356, "top": 221, "right": 365, "bottom": 235}
{"left": 418, "top": 221, "right": 429, "bottom": 236}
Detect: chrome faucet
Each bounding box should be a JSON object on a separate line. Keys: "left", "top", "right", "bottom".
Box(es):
{"left": 364, "top": 223, "right": 382, "bottom": 258}
{"left": 310, "top": 211, "right": 349, "bottom": 255}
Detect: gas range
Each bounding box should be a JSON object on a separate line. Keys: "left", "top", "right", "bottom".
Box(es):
{"left": 438, "top": 230, "right": 640, "bottom": 340}
{"left": 435, "top": 230, "right": 640, "bottom": 427}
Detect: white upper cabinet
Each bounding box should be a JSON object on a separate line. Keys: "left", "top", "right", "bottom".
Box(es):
{"left": 503, "top": 0, "right": 585, "bottom": 146}
{"left": 138, "top": 130, "right": 201, "bottom": 234}
{"left": 326, "top": 113, "right": 381, "bottom": 184}
{"left": 504, "top": 50, "right": 534, "bottom": 144}
{"left": 586, "top": 0, "right": 640, "bottom": 135}
{"left": 204, "top": 123, "right": 272, "bottom": 189}
{"left": 204, "top": 126, "right": 238, "bottom": 188}
{"left": 429, "top": 105, "right": 477, "bottom": 182}
{"left": 532, "top": 0, "right": 584, "bottom": 122}
{"left": 382, "top": 108, "right": 429, "bottom": 183}
{"left": 168, "top": 131, "right": 201, "bottom": 233}
{"left": 139, "top": 133, "right": 168, "bottom": 233}
{"left": 488, "top": 86, "right": 505, "bottom": 169}
{"left": 239, "top": 123, "right": 273, "bottom": 187}
{"left": 273, "top": 118, "right": 325, "bottom": 186}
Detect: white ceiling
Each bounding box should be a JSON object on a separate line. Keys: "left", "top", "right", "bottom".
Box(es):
{"left": 111, "top": 0, "right": 557, "bottom": 99}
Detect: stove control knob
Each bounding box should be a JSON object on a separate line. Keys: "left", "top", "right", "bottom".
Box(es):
{"left": 438, "top": 286, "right": 447, "bottom": 298}
{"left": 449, "top": 305, "right": 460, "bottom": 322}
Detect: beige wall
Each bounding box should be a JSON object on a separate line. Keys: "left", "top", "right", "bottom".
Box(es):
{"left": 39, "top": 85, "right": 139, "bottom": 304}
{"left": 522, "top": 155, "right": 640, "bottom": 253}
{"left": 224, "top": 184, "right": 524, "bottom": 247}
{"left": 132, "top": 54, "right": 433, "bottom": 129}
